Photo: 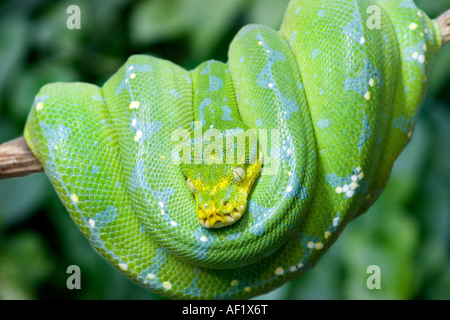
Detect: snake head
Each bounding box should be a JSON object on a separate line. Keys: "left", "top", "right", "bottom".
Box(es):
{"left": 181, "top": 155, "right": 262, "bottom": 229}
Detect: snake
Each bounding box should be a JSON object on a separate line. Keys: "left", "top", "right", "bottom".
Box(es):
{"left": 23, "top": 0, "right": 444, "bottom": 299}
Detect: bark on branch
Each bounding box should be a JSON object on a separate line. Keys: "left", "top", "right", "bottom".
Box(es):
{"left": 438, "top": 9, "right": 450, "bottom": 45}
{"left": 1, "top": 8, "right": 450, "bottom": 181}
{"left": 0, "top": 137, "right": 43, "bottom": 180}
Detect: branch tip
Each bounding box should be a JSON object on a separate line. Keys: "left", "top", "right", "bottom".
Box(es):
{"left": 437, "top": 9, "right": 450, "bottom": 46}
{"left": 0, "top": 136, "right": 43, "bottom": 180}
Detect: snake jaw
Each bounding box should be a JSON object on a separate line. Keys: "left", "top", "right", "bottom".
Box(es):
{"left": 197, "top": 199, "right": 247, "bottom": 228}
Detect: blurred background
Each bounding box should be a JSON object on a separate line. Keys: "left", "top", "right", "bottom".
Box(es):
{"left": 0, "top": 0, "right": 449, "bottom": 300}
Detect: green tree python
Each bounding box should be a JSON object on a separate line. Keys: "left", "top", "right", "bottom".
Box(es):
{"left": 23, "top": 0, "right": 445, "bottom": 299}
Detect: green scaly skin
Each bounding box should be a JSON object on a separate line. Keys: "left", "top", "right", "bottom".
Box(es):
{"left": 23, "top": 0, "right": 443, "bottom": 299}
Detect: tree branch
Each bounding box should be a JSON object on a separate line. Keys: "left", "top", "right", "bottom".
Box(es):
{"left": 0, "top": 137, "right": 43, "bottom": 180}
{"left": 1, "top": 8, "right": 450, "bottom": 181}
{"left": 438, "top": 9, "right": 450, "bottom": 46}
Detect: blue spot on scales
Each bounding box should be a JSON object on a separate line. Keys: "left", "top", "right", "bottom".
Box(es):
{"left": 130, "top": 160, "right": 179, "bottom": 227}
{"left": 399, "top": 0, "right": 417, "bottom": 9}
{"left": 358, "top": 114, "right": 371, "bottom": 153}
{"left": 345, "top": 58, "right": 382, "bottom": 97}
{"left": 255, "top": 33, "right": 300, "bottom": 120}
{"left": 199, "top": 98, "right": 211, "bottom": 125}
{"left": 88, "top": 206, "right": 119, "bottom": 250}
{"left": 221, "top": 105, "right": 233, "bottom": 121}
{"left": 209, "top": 75, "right": 223, "bottom": 92}
{"left": 200, "top": 61, "right": 214, "bottom": 75}
{"left": 343, "top": 1, "right": 365, "bottom": 45}
{"left": 137, "top": 247, "right": 169, "bottom": 290}
{"left": 115, "top": 64, "right": 153, "bottom": 96}
{"left": 317, "top": 119, "right": 330, "bottom": 128}
{"left": 170, "top": 89, "right": 182, "bottom": 99}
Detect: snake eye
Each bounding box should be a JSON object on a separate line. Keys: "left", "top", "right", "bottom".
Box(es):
{"left": 233, "top": 166, "right": 246, "bottom": 182}
{"left": 187, "top": 178, "right": 195, "bottom": 193}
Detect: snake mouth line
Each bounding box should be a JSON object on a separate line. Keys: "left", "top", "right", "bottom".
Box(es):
{"left": 198, "top": 203, "right": 246, "bottom": 229}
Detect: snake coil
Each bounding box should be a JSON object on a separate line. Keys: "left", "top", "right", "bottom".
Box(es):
{"left": 24, "top": 0, "right": 442, "bottom": 299}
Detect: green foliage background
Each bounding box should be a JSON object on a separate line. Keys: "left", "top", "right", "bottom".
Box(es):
{"left": 0, "top": 0, "right": 449, "bottom": 300}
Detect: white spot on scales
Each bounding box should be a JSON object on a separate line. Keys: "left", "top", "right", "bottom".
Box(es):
{"left": 119, "top": 263, "right": 128, "bottom": 271}
{"left": 134, "top": 130, "right": 143, "bottom": 142}
{"left": 129, "top": 101, "right": 140, "bottom": 109}
{"left": 274, "top": 267, "right": 284, "bottom": 275}
{"left": 71, "top": 194, "right": 79, "bottom": 203}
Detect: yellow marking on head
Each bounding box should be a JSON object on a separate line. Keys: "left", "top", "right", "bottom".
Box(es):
{"left": 217, "top": 177, "right": 231, "bottom": 190}
{"left": 193, "top": 178, "right": 206, "bottom": 191}
{"left": 196, "top": 156, "right": 262, "bottom": 229}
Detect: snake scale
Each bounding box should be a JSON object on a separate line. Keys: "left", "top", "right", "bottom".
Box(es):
{"left": 23, "top": 0, "right": 443, "bottom": 299}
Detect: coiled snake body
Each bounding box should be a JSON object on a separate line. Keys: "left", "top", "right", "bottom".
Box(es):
{"left": 24, "top": 0, "right": 443, "bottom": 299}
